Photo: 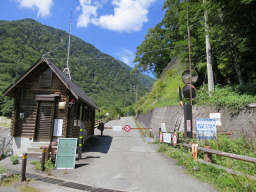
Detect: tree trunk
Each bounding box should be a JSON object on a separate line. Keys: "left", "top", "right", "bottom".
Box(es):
{"left": 203, "top": 0, "right": 214, "bottom": 96}
{"left": 232, "top": 50, "right": 244, "bottom": 85}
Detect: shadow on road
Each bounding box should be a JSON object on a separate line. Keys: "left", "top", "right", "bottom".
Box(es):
{"left": 83, "top": 135, "right": 113, "bottom": 154}
{"left": 75, "top": 163, "right": 89, "bottom": 168}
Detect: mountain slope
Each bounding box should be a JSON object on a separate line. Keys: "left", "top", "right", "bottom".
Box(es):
{"left": 0, "top": 19, "right": 153, "bottom": 115}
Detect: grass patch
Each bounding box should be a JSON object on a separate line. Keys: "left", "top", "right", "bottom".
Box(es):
{"left": 190, "top": 135, "right": 256, "bottom": 176}
{"left": 158, "top": 134, "right": 256, "bottom": 191}
{"left": 158, "top": 143, "right": 256, "bottom": 191}
{"left": 19, "top": 183, "right": 40, "bottom": 192}
{"left": 31, "top": 160, "right": 41, "bottom": 170}
{"left": 0, "top": 174, "right": 20, "bottom": 186}
{"left": 134, "top": 68, "right": 184, "bottom": 113}
{"left": 0, "top": 166, "right": 7, "bottom": 174}
{"left": 31, "top": 159, "right": 54, "bottom": 175}
{"left": 0, "top": 116, "right": 11, "bottom": 128}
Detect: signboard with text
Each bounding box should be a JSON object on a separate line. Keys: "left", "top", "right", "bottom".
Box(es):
{"left": 54, "top": 119, "right": 63, "bottom": 136}
{"left": 196, "top": 118, "right": 217, "bottom": 140}
{"left": 209, "top": 113, "right": 221, "bottom": 126}
{"left": 56, "top": 138, "right": 77, "bottom": 169}
{"left": 163, "top": 133, "right": 172, "bottom": 144}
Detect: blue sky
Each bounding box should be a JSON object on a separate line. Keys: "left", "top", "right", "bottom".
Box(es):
{"left": 1, "top": 0, "right": 165, "bottom": 77}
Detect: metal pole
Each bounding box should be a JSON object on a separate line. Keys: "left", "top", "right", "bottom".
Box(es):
{"left": 21, "top": 153, "right": 27, "bottom": 182}
{"left": 78, "top": 128, "right": 83, "bottom": 160}
{"left": 186, "top": 6, "right": 193, "bottom": 138}
{"left": 187, "top": 6, "right": 193, "bottom": 106}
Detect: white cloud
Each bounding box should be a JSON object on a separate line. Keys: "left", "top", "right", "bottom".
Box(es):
{"left": 119, "top": 48, "right": 135, "bottom": 67}
{"left": 15, "top": 0, "right": 53, "bottom": 17}
{"left": 76, "top": 0, "right": 156, "bottom": 32}
{"left": 77, "top": 0, "right": 99, "bottom": 27}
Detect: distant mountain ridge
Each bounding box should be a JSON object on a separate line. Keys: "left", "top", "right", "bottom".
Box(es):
{"left": 0, "top": 19, "right": 153, "bottom": 115}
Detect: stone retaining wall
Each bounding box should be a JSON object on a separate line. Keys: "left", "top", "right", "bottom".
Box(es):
{"left": 136, "top": 106, "right": 256, "bottom": 140}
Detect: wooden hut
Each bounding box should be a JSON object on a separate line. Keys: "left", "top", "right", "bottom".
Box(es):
{"left": 3, "top": 57, "right": 97, "bottom": 156}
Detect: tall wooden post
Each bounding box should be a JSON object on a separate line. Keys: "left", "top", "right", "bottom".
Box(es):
{"left": 21, "top": 153, "right": 27, "bottom": 182}
{"left": 41, "top": 149, "right": 46, "bottom": 171}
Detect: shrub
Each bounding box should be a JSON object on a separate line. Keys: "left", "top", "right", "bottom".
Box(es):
{"left": 45, "top": 159, "right": 54, "bottom": 170}
{"left": 195, "top": 84, "right": 256, "bottom": 113}
{"left": 10, "top": 155, "right": 19, "bottom": 165}
{"left": 0, "top": 166, "right": 6, "bottom": 174}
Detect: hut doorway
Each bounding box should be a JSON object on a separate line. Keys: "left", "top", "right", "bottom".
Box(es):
{"left": 34, "top": 101, "right": 54, "bottom": 141}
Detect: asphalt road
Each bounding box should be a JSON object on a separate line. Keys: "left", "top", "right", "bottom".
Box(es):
{"left": 51, "top": 116, "right": 215, "bottom": 192}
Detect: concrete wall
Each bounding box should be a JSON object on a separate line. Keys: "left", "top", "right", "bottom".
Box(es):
{"left": 136, "top": 106, "right": 256, "bottom": 140}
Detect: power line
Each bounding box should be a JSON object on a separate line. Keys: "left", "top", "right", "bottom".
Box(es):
{"left": 46, "top": 44, "right": 188, "bottom": 62}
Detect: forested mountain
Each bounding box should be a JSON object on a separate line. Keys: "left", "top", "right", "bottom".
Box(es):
{"left": 0, "top": 19, "right": 153, "bottom": 116}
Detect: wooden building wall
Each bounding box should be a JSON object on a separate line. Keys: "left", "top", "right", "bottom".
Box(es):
{"left": 10, "top": 62, "right": 96, "bottom": 141}
{"left": 12, "top": 64, "right": 68, "bottom": 139}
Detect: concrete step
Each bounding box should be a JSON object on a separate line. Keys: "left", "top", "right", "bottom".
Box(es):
{"left": 27, "top": 152, "right": 41, "bottom": 160}
{"left": 27, "top": 147, "right": 44, "bottom": 153}
{"left": 31, "top": 142, "right": 50, "bottom": 148}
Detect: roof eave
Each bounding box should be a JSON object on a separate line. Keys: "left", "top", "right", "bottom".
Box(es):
{"left": 2, "top": 58, "right": 44, "bottom": 97}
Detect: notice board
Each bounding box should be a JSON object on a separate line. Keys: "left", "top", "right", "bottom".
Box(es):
{"left": 163, "top": 133, "right": 172, "bottom": 144}
{"left": 55, "top": 138, "right": 77, "bottom": 169}
{"left": 196, "top": 118, "right": 217, "bottom": 140}
{"left": 53, "top": 119, "right": 63, "bottom": 136}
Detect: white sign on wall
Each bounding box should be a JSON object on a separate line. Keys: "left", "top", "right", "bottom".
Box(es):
{"left": 161, "top": 122, "right": 167, "bottom": 132}
{"left": 196, "top": 118, "right": 217, "bottom": 139}
{"left": 209, "top": 113, "right": 222, "bottom": 126}
{"left": 112, "top": 126, "right": 122, "bottom": 131}
{"left": 54, "top": 119, "right": 63, "bottom": 136}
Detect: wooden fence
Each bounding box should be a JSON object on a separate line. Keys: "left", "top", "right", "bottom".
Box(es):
{"left": 182, "top": 143, "right": 256, "bottom": 164}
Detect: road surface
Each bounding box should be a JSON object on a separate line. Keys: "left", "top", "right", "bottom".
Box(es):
{"left": 52, "top": 116, "right": 215, "bottom": 192}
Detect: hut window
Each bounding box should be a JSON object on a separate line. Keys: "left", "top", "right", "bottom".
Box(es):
{"left": 40, "top": 68, "right": 52, "bottom": 88}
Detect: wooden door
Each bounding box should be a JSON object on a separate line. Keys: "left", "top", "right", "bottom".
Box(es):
{"left": 34, "top": 101, "right": 54, "bottom": 141}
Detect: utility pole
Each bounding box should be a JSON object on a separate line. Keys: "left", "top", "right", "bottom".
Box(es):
{"left": 187, "top": 6, "right": 192, "bottom": 106}
{"left": 203, "top": 0, "right": 214, "bottom": 96}
{"left": 63, "top": 12, "right": 72, "bottom": 80}
{"left": 185, "top": 6, "right": 193, "bottom": 139}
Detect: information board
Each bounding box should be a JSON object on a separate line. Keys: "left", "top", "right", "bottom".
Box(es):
{"left": 196, "top": 118, "right": 217, "bottom": 140}
{"left": 53, "top": 119, "right": 63, "bottom": 136}
{"left": 209, "top": 113, "right": 222, "bottom": 126}
{"left": 112, "top": 126, "right": 122, "bottom": 131}
{"left": 55, "top": 138, "right": 77, "bottom": 169}
{"left": 163, "top": 133, "right": 172, "bottom": 144}
{"left": 160, "top": 122, "right": 167, "bottom": 132}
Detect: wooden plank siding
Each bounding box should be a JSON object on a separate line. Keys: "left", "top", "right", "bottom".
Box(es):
{"left": 13, "top": 65, "right": 70, "bottom": 139}
{"left": 34, "top": 101, "right": 54, "bottom": 141}
{"left": 5, "top": 60, "right": 96, "bottom": 142}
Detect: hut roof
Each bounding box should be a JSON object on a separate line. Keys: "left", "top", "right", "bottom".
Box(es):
{"left": 3, "top": 57, "right": 97, "bottom": 109}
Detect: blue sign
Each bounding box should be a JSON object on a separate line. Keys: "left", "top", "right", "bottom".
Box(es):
{"left": 196, "top": 118, "right": 217, "bottom": 139}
